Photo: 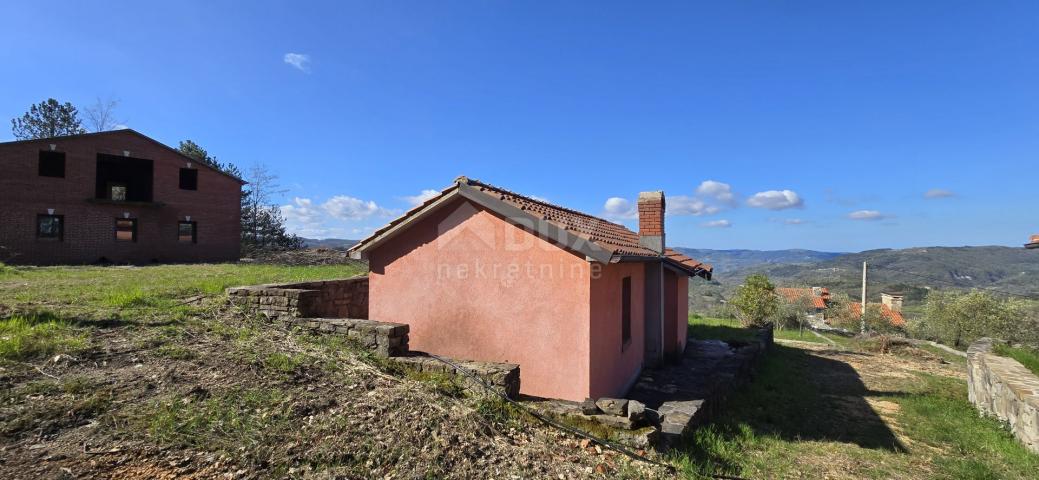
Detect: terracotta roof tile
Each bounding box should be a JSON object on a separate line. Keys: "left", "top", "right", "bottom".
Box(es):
{"left": 850, "top": 302, "right": 906, "bottom": 327}
{"left": 776, "top": 288, "right": 827, "bottom": 309}
{"left": 466, "top": 179, "right": 711, "bottom": 277}
{"left": 351, "top": 177, "right": 712, "bottom": 278}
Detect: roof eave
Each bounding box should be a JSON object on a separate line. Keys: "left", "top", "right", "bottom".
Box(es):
{"left": 348, "top": 187, "right": 461, "bottom": 260}
{"left": 455, "top": 182, "right": 615, "bottom": 263}
{"left": 348, "top": 181, "right": 617, "bottom": 264}
{"left": 615, "top": 254, "right": 713, "bottom": 280}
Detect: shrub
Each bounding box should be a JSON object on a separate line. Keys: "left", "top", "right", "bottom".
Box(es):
{"left": 730, "top": 274, "right": 779, "bottom": 327}
{"left": 912, "top": 290, "right": 1029, "bottom": 348}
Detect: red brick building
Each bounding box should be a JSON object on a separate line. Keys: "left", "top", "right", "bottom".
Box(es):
{"left": 0, "top": 129, "right": 244, "bottom": 265}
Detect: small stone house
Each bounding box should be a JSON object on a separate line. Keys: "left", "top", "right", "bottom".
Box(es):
{"left": 349, "top": 177, "right": 712, "bottom": 401}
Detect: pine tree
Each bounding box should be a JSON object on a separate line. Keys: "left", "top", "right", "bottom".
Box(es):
{"left": 11, "top": 98, "right": 86, "bottom": 139}
{"left": 176, "top": 141, "right": 301, "bottom": 254}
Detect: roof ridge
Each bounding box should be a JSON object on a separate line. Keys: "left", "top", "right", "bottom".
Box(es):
{"left": 0, "top": 128, "right": 246, "bottom": 184}
{"left": 459, "top": 177, "right": 635, "bottom": 233}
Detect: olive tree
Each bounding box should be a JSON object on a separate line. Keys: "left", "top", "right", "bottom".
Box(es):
{"left": 730, "top": 274, "right": 779, "bottom": 327}
{"left": 915, "top": 290, "right": 1028, "bottom": 348}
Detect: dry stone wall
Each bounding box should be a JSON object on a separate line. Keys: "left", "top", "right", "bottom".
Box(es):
{"left": 227, "top": 276, "right": 368, "bottom": 319}
{"left": 288, "top": 317, "right": 409, "bottom": 358}
{"left": 226, "top": 277, "right": 521, "bottom": 398}
{"left": 395, "top": 354, "right": 521, "bottom": 399}
{"left": 967, "top": 338, "right": 1039, "bottom": 454}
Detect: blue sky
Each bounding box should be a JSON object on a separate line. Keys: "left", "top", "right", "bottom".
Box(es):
{"left": 2, "top": 1, "right": 1036, "bottom": 251}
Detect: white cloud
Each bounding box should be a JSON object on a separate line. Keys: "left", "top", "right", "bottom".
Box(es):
{"left": 113, "top": 124, "right": 129, "bottom": 130}
{"left": 283, "top": 53, "right": 311, "bottom": 72}
{"left": 669, "top": 196, "right": 721, "bottom": 216}
{"left": 281, "top": 197, "right": 331, "bottom": 237}
{"left": 848, "top": 210, "right": 885, "bottom": 221}
{"left": 602, "top": 197, "right": 637, "bottom": 221}
{"left": 702, "top": 219, "right": 732, "bottom": 228}
{"left": 695, "top": 180, "right": 736, "bottom": 205}
{"left": 402, "top": 189, "right": 440, "bottom": 207}
{"left": 747, "top": 190, "right": 804, "bottom": 210}
{"left": 281, "top": 194, "right": 395, "bottom": 238}
{"left": 924, "top": 188, "right": 955, "bottom": 199}
{"left": 322, "top": 195, "right": 393, "bottom": 220}
{"left": 783, "top": 218, "right": 806, "bottom": 225}
{"left": 281, "top": 197, "right": 323, "bottom": 224}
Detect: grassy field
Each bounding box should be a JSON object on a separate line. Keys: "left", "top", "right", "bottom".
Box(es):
{"left": 0, "top": 263, "right": 366, "bottom": 363}
{"left": 3, "top": 264, "right": 1036, "bottom": 479}
{"left": 0, "top": 262, "right": 661, "bottom": 479}
{"left": 688, "top": 315, "right": 835, "bottom": 344}
{"left": 994, "top": 343, "right": 1039, "bottom": 376}
{"left": 679, "top": 316, "right": 1038, "bottom": 479}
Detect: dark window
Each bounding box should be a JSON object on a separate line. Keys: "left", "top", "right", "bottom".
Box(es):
{"left": 115, "top": 218, "right": 137, "bottom": 242}
{"left": 95, "top": 153, "right": 153, "bottom": 202}
{"left": 37, "top": 215, "right": 63, "bottom": 241}
{"left": 178, "top": 221, "right": 197, "bottom": 243}
{"left": 621, "top": 276, "right": 632, "bottom": 348}
{"left": 179, "top": 168, "right": 198, "bottom": 190}
{"left": 39, "top": 151, "right": 65, "bottom": 178}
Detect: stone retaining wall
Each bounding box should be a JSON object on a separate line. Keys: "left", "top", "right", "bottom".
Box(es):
{"left": 287, "top": 317, "right": 408, "bottom": 357}
{"left": 531, "top": 323, "right": 775, "bottom": 449}
{"left": 654, "top": 323, "right": 774, "bottom": 441}
{"left": 395, "top": 354, "right": 521, "bottom": 399}
{"left": 967, "top": 338, "right": 1039, "bottom": 454}
{"left": 227, "top": 276, "right": 368, "bottom": 319}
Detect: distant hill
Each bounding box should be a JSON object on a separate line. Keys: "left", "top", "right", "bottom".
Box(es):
{"left": 683, "top": 246, "right": 1039, "bottom": 300}
{"left": 674, "top": 248, "right": 845, "bottom": 274}
{"left": 301, "top": 238, "right": 358, "bottom": 250}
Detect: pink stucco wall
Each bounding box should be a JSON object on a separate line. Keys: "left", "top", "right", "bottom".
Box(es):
{"left": 589, "top": 262, "right": 646, "bottom": 399}
{"left": 366, "top": 197, "right": 694, "bottom": 401}
{"left": 367, "top": 198, "right": 594, "bottom": 401}
{"left": 664, "top": 270, "right": 679, "bottom": 357}
{"left": 663, "top": 270, "right": 690, "bottom": 358}
{"left": 676, "top": 274, "right": 689, "bottom": 354}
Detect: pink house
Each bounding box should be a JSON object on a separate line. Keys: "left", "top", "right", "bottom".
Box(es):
{"left": 349, "top": 177, "right": 711, "bottom": 402}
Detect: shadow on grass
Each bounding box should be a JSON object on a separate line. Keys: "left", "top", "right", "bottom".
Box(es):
{"left": 687, "top": 323, "right": 760, "bottom": 343}
{"left": 675, "top": 326, "right": 908, "bottom": 475}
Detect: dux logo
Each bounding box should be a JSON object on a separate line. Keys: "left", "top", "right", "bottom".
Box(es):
{"left": 436, "top": 201, "right": 497, "bottom": 251}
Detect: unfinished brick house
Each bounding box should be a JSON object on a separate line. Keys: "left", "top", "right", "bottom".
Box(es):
{"left": 349, "top": 177, "right": 712, "bottom": 402}
{"left": 0, "top": 129, "right": 244, "bottom": 265}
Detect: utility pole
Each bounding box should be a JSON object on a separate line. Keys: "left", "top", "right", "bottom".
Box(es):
{"left": 860, "top": 261, "right": 867, "bottom": 335}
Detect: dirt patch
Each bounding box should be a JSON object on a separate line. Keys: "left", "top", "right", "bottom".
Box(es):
{"left": 241, "top": 248, "right": 367, "bottom": 267}
{"left": 0, "top": 301, "right": 663, "bottom": 479}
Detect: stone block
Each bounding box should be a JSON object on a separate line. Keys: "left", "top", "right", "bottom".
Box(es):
{"left": 591, "top": 414, "right": 634, "bottom": 430}
{"left": 627, "top": 400, "right": 646, "bottom": 424}
{"left": 580, "top": 398, "right": 599, "bottom": 415}
{"left": 595, "top": 398, "right": 628, "bottom": 416}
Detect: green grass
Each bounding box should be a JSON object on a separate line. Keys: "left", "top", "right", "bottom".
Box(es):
{"left": 667, "top": 339, "right": 1039, "bottom": 479}
{"left": 0, "top": 262, "right": 365, "bottom": 321}
{"left": 994, "top": 344, "right": 1039, "bottom": 376}
{"left": 916, "top": 342, "right": 968, "bottom": 365}
{"left": 688, "top": 315, "right": 827, "bottom": 344}
{"left": 0, "top": 312, "right": 88, "bottom": 360}
{"left": 143, "top": 387, "right": 292, "bottom": 453}
{"left": 897, "top": 374, "right": 1039, "bottom": 479}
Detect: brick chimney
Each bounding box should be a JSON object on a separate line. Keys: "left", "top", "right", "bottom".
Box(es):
{"left": 637, "top": 191, "right": 665, "bottom": 254}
